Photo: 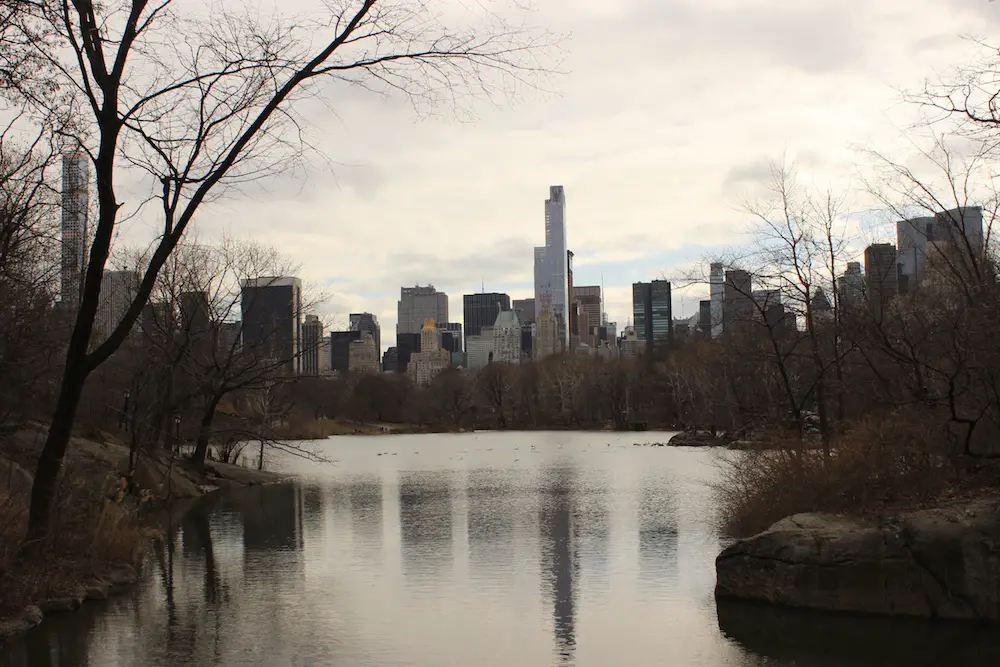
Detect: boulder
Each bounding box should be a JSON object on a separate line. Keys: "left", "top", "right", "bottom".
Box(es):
{"left": 106, "top": 564, "right": 138, "bottom": 588}
{"left": 0, "top": 606, "right": 43, "bottom": 643}
{"left": 668, "top": 431, "right": 725, "bottom": 447}
{"left": 715, "top": 498, "right": 1000, "bottom": 621}
{"left": 0, "top": 455, "right": 33, "bottom": 498}
{"left": 83, "top": 581, "right": 109, "bottom": 600}
{"left": 131, "top": 458, "right": 201, "bottom": 499}
{"left": 39, "top": 598, "right": 80, "bottom": 614}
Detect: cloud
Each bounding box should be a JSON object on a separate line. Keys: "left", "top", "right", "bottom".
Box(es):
{"left": 99, "top": 0, "right": 1000, "bottom": 351}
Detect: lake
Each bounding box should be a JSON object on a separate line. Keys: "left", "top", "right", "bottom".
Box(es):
{"left": 2, "top": 431, "right": 998, "bottom": 666}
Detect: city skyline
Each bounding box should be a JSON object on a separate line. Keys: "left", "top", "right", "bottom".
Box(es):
{"left": 94, "top": 1, "right": 993, "bottom": 352}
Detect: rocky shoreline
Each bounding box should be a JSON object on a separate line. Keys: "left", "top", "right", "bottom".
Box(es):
{"left": 715, "top": 497, "right": 1000, "bottom": 621}
{"left": 0, "top": 426, "right": 288, "bottom": 645}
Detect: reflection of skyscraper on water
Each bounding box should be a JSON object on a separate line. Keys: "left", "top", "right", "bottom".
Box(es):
{"left": 348, "top": 478, "right": 384, "bottom": 559}
{"left": 466, "top": 470, "right": 517, "bottom": 570}
{"left": 239, "top": 484, "right": 306, "bottom": 553}
{"left": 637, "top": 479, "right": 678, "bottom": 588}
{"left": 539, "top": 470, "right": 576, "bottom": 665}
{"left": 398, "top": 472, "right": 454, "bottom": 579}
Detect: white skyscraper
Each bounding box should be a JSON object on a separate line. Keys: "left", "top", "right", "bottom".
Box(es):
{"left": 61, "top": 153, "right": 90, "bottom": 307}
{"left": 534, "top": 185, "right": 569, "bottom": 348}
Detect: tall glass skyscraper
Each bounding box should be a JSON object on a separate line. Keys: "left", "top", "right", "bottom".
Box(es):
{"left": 534, "top": 185, "right": 569, "bottom": 348}
{"left": 632, "top": 280, "right": 673, "bottom": 349}
{"left": 61, "top": 153, "right": 90, "bottom": 307}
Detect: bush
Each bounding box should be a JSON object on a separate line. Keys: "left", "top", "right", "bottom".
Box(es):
{"left": 715, "top": 411, "right": 966, "bottom": 538}
{"left": 0, "top": 467, "right": 146, "bottom": 618}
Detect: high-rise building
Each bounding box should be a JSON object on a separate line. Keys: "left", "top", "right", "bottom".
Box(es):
{"left": 407, "top": 319, "right": 450, "bottom": 386}
{"left": 349, "top": 313, "right": 381, "bottom": 366}
{"left": 865, "top": 243, "right": 899, "bottom": 321}
{"left": 466, "top": 329, "right": 494, "bottom": 370}
{"left": 61, "top": 153, "right": 89, "bottom": 308}
{"left": 618, "top": 325, "right": 645, "bottom": 358}
{"left": 709, "top": 262, "right": 725, "bottom": 339}
{"left": 438, "top": 322, "right": 463, "bottom": 353}
{"left": 534, "top": 299, "right": 560, "bottom": 361}
{"left": 698, "top": 300, "right": 712, "bottom": 337}
{"left": 301, "top": 314, "right": 323, "bottom": 376}
{"left": 839, "top": 261, "right": 865, "bottom": 311}
{"left": 240, "top": 276, "right": 302, "bottom": 375}
{"left": 463, "top": 292, "right": 510, "bottom": 349}
{"left": 329, "top": 330, "right": 361, "bottom": 374}
{"left": 397, "top": 285, "right": 448, "bottom": 336}
{"left": 382, "top": 347, "right": 398, "bottom": 373}
{"left": 721, "top": 270, "right": 754, "bottom": 335}
{"left": 491, "top": 310, "right": 521, "bottom": 364}
{"left": 396, "top": 332, "right": 421, "bottom": 373}
{"left": 348, "top": 333, "right": 379, "bottom": 374}
{"left": 534, "top": 185, "right": 569, "bottom": 349}
{"left": 96, "top": 270, "right": 138, "bottom": 338}
{"left": 632, "top": 281, "right": 672, "bottom": 349}
{"left": 896, "top": 207, "right": 984, "bottom": 290}
{"left": 180, "top": 289, "right": 212, "bottom": 364}
{"left": 573, "top": 285, "right": 602, "bottom": 346}
{"left": 513, "top": 298, "right": 536, "bottom": 325}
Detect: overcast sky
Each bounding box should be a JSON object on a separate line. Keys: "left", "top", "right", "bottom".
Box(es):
{"left": 172, "top": 0, "right": 1000, "bottom": 348}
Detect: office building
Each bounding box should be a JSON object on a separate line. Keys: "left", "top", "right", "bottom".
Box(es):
{"left": 438, "top": 322, "right": 462, "bottom": 353}
{"left": 61, "top": 153, "right": 89, "bottom": 308}
{"left": 96, "top": 270, "right": 138, "bottom": 338}
{"left": 329, "top": 329, "right": 361, "bottom": 374}
{"left": 396, "top": 332, "right": 421, "bottom": 373}
{"left": 397, "top": 285, "right": 448, "bottom": 336}
{"left": 466, "top": 329, "right": 494, "bottom": 370}
{"left": 709, "top": 262, "right": 724, "bottom": 339}
{"left": 534, "top": 300, "right": 560, "bottom": 361}
{"left": 573, "top": 285, "right": 602, "bottom": 346}
{"left": 865, "top": 243, "right": 898, "bottom": 321}
{"left": 382, "top": 347, "right": 398, "bottom": 373}
{"left": 839, "top": 261, "right": 865, "bottom": 311}
{"left": 301, "top": 314, "right": 323, "bottom": 376}
{"left": 219, "top": 321, "right": 242, "bottom": 356}
{"left": 180, "top": 289, "right": 212, "bottom": 364}
{"left": 463, "top": 292, "right": 510, "bottom": 348}
{"left": 619, "top": 326, "right": 645, "bottom": 358}
{"left": 897, "top": 207, "right": 984, "bottom": 290}
{"left": 407, "top": 319, "right": 450, "bottom": 386}
{"left": 349, "top": 313, "right": 381, "bottom": 367}
{"left": 513, "top": 298, "right": 536, "bottom": 325}
{"left": 698, "top": 300, "right": 712, "bottom": 337}
{"left": 632, "top": 280, "right": 673, "bottom": 348}
{"left": 533, "top": 185, "right": 570, "bottom": 349}
{"left": 491, "top": 310, "right": 522, "bottom": 364}
{"left": 241, "top": 276, "right": 302, "bottom": 375}
{"left": 722, "top": 270, "right": 754, "bottom": 335}
{"left": 348, "top": 333, "right": 379, "bottom": 374}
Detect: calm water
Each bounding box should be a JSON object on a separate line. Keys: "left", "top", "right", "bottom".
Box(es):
{"left": 3, "top": 431, "right": 999, "bottom": 666}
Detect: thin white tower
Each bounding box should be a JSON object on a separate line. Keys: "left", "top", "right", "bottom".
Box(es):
{"left": 61, "top": 153, "right": 90, "bottom": 307}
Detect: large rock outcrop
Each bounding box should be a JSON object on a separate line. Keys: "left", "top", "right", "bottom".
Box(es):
{"left": 715, "top": 498, "right": 1000, "bottom": 621}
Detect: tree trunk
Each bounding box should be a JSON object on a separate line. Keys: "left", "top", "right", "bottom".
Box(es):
{"left": 192, "top": 397, "right": 221, "bottom": 470}
{"left": 25, "top": 362, "right": 89, "bottom": 546}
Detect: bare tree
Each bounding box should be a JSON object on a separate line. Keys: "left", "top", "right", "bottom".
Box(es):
{"left": 12, "top": 0, "right": 554, "bottom": 544}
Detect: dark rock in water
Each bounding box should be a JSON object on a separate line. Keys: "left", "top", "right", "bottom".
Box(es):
{"left": 107, "top": 564, "right": 139, "bottom": 587}
{"left": 39, "top": 598, "right": 80, "bottom": 614}
{"left": 717, "top": 598, "right": 1000, "bottom": 665}
{"left": 668, "top": 431, "right": 725, "bottom": 447}
{"left": 716, "top": 498, "right": 1000, "bottom": 621}
{"left": 84, "top": 581, "right": 110, "bottom": 600}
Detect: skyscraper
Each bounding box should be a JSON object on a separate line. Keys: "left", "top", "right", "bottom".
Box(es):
{"left": 632, "top": 281, "right": 672, "bottom": 349}
{"left": 534, "top": 298, "right": 559, "bottom": 361}
{"left": 723, "top": 270, "right": 754, "bottom": 335}
{"left": 865, "top": 243, "right": 898, "bottom": 321}
{"left": 463, "top": 292, "right": 510, "bottom": 349}
{"left": 240, "top": 276, "right": 302, "bottom": 375}
{"left": 709, "top": 262, "right": 724, "bottom": 339}
{"left": 397, "top": 285, "right": 448, "bottom": 337}
{"left": 301, "top": 314, "right": 323, "bottom": 376}
{"left": 491, "top": 310, "right": 522, "bottom": 364}
{"left": 896, "top": 207, "right": 984, "bottom": 290}
{"left": 350, "top": 312, "right": 381, "bottom": 368}
{"left": 513, "top": 298, "right": 536, "bottom": 325}
{"left": 407, "top": 319, "right": 450, "bottom": 386}
{"left": 534, "top": 185, "right": 569, "bottom": 349}
{"left": 95, "top": 270, "right": 138, "bottom": 338}
{"left": 573, "top": 285, "right": 602, "bottom": 346}
{"left": 61, "top": 153, "right": 90, "bottom": 307}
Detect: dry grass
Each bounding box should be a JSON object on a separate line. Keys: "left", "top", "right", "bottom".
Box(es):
{"left": 714, "top": 411, "right": 980, "bottom": 538}
{"left": 0, "top": 472, "right": 146, "bottom": 618}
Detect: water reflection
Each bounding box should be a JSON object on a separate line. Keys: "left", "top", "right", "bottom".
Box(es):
{"left": 540, "top": 467, "right": 577, "bottom": 665}
{"left": 398, "top": 471, "right": 453, "bottom": 580}
{"left": 3, "top": 433, "right": 1000, "bottom": 667}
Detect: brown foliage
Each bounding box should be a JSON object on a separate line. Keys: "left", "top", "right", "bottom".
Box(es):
{"left": 714, "top": 411, "right": 974, "bottom": 538}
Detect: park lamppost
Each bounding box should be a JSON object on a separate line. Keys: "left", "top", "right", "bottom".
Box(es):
{"left": 174, "top": 415, "right": 181, "bottom": 446}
